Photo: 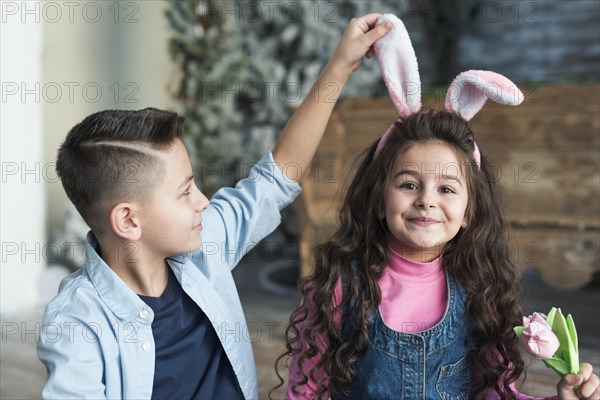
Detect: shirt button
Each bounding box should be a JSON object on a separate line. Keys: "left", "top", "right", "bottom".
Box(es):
{"left": 139, "top": 309, "right": 149, "bottom": 319}
{"left": 142, "top": 342, "right": 151, "bottom": 351}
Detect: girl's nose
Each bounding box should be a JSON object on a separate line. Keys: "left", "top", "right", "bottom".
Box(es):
{"left": 415, "top": 191, "right": 436, "bottom": 209}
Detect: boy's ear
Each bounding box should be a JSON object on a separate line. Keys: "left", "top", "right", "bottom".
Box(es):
{"left": 109, "top": 203, "right": 142, "bottom": 241}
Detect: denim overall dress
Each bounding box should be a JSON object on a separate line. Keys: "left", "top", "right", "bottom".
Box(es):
{"left": 335, "top": 270, "right": 479, "bottom": 400}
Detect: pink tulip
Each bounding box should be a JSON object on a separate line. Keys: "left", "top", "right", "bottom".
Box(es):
{"left": 521, "top": 312, "right": 560, "bottom": 359}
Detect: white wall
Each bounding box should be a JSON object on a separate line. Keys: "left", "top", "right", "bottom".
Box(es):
{"left": 1, "top": 1, "right": 46, "bottom": 315}
{"left": 44, "top": 0, "right": 175, "bottom": 238}
{"left": 1, "top": 1, "right": 175, "bottom": 315}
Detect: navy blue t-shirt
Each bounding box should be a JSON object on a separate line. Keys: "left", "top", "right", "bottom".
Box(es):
{"left": 138, "top": 267, "right": 243, "bottom": 399}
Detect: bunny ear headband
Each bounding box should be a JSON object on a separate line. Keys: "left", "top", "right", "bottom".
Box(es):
{"left": 372, "top": 14, "right": 524, "bottom": 166}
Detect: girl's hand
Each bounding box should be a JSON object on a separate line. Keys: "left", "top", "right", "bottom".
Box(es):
{"left": 557, "top": 363, "right": 600, "bottom": 399}
{"left": 325, "top": 13, "right": 392, "bottom": 78}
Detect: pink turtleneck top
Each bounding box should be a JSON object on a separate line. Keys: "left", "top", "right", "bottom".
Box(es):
{"left": 286, "top": 247, "right": 558, "bottom": 399}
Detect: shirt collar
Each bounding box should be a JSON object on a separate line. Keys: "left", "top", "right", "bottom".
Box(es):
{"left": 83, "top": 232, "right": 193, "bottom": 321}
{"left": 387, "top": 244, "right": 444, "bottom": 282}
{"left": 167, "top": 252, "right": 190, "bottom": 264}
{"left": 83, "top": 231, "right": 151, "bottom": 322}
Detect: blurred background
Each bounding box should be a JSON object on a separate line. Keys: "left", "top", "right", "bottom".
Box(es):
{"left": 1, "top": 0, "right": 598, "bottom": 398}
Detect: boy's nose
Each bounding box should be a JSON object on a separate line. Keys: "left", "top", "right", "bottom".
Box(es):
{"left": 196, "top": 191, "right": 209, "bottom": 212}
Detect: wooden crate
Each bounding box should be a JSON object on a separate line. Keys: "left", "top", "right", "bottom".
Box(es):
{"left": 297, "top": 84, "right": 600, "bottom": 290}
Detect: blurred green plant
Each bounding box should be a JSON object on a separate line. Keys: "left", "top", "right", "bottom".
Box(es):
{"left": 165, "top": 0, "right": 396, "bottom": 195}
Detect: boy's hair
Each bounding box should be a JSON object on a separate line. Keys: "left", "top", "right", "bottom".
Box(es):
{"left": 56, "top": 108, "right": 185, "bottom": 235}
{"left": 276, "top": 109, "right": 524, "bottom": 400}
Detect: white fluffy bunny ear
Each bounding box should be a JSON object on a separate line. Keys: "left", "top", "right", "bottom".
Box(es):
{"left": 374, "top": 14, "right": 421, "bottom": 119}
{"left": 445, "top": 70, "right": 524, "bottom": 121}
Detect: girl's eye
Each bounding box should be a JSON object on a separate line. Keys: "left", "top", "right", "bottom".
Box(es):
{"left": 182, "top": 185, "right": 191, "bottom": 196}
{"left": 399, "top": 182, "right": 418, "bottom": 190}
{"left": 440, "top": 186, "right": 456, "bottom": 194}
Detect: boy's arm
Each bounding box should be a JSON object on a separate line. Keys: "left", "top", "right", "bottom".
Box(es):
{"left": 196, "top": 15, "right": 391, "bottom": 270}
{"left": 272, "top": 14, "right": 392, "bottom": 182}
{"left": 37, "top": 317, "right": 106, "bottom": 399}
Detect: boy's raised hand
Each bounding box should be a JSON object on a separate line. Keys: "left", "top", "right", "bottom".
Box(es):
{"left": 557, "top": 363, "right": 600, "bottom": 399}
{"left": 326, "top": 13, "right": 392, "bottom": 77}
{"left": 273, "top": 14, "right": 390, "bottom": 182}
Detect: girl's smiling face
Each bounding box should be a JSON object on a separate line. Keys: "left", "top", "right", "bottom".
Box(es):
{"left": 382, "top": 141, "right": 469, "bottom": 262}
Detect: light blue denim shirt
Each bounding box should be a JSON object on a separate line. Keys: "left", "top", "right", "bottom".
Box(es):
{"left": 37, "top": 152, "right": 301, "bottom": 399}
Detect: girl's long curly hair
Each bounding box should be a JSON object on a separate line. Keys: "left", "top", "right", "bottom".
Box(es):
{"left": 274, "top": 109, "right": 525, "bottom": 399}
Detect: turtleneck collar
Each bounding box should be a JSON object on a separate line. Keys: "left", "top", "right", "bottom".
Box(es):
{"left": 387, "top": 245, "right": 444, "bottom": 282}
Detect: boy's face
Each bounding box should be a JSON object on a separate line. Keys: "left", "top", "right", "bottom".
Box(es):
{"left": 382, "top": 142, "right": 468, "bottom": 262}
{"left": 138, "top": 138, "right": 209, "bottom": 257}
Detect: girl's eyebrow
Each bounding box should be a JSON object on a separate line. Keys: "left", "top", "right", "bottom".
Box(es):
{"left": 441, "top": 175, "right": 463, "bottom": 187}
{"left": 393, "top": 169, "right": 419, "bottom": 179}
{"left": 393, "top": 170, "right": 463, "bottom": 187}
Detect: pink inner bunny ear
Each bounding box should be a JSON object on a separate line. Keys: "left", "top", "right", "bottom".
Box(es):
{"left": 445, "top": 70, "right": 524, "bottom": 121}
{"left": 374, "top": 14, "right": 421, "bottom": 119}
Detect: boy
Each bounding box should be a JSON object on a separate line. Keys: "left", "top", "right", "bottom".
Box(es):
{"left": 37, "top": 14, "right": 391, "bottom": 399}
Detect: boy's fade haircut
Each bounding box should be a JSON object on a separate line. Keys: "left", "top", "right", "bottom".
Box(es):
{"left": 56, "top": 108, "right": 185, "bottom": 235}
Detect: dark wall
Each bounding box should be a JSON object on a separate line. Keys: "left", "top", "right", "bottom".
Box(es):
{"left": 396, "top": 0, "right": 599, "bottom": 85}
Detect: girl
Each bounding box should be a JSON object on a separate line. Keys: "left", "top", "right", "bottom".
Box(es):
{"left": 275, "top": 15, "right": 599, "bottom": 400}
